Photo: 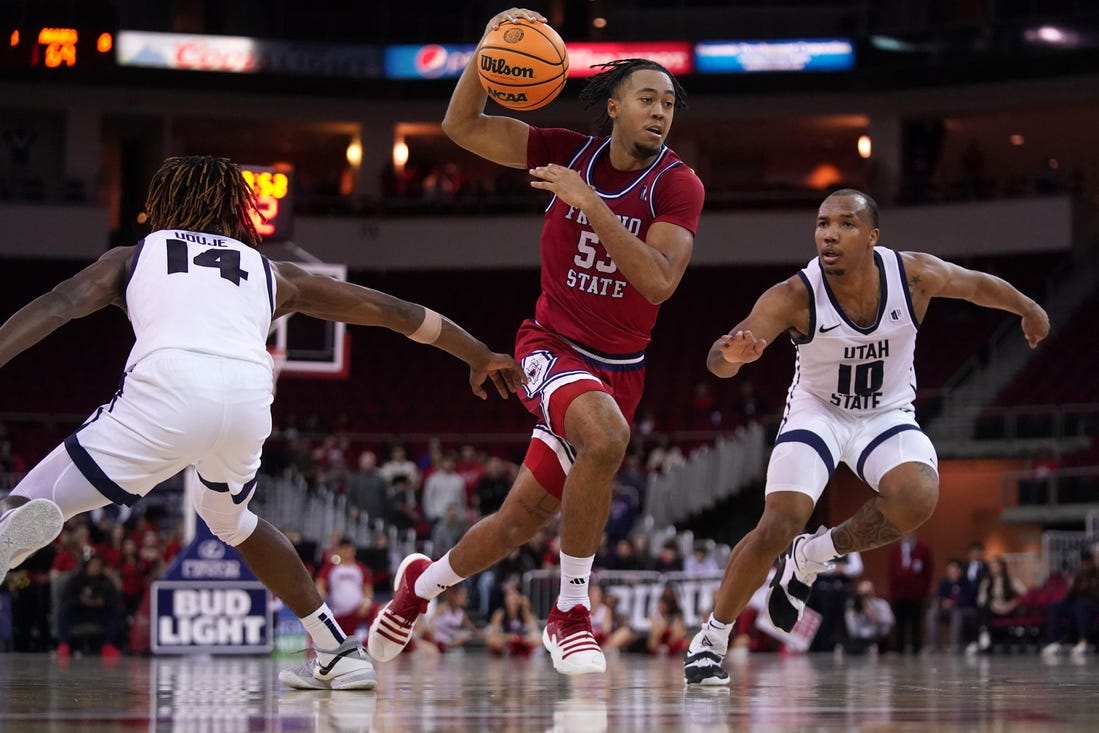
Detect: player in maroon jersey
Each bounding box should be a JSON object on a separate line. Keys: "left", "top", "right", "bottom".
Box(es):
{"left": 368, "top": 7, "right": 704, "bottom": 676}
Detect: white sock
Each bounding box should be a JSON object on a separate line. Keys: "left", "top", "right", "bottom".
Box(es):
{"left": 414, "top": 551, "right": 465, "bottom": 600}
{"left": 557, "top": 551, "right": 595, "bottom": 611}
{"left": 800, "top": 528, "right": 839, "bottom": 564}
{"left": 301, "top": 603, "right": 348, "bottom": 650}
{"left": 692, "top": 613, "right": 734, "bottom": 652}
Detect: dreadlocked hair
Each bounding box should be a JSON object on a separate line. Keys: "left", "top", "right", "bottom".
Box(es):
{"left": 145, "top": 155, "right": 262, "bottom": 245}
{"left": 577, "top": 58, "right": 688, "bottom": 135}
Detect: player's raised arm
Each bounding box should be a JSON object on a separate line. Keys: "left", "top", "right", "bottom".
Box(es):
{"left": 0, "top": 246, "right": 132, "bottom": 369}
{"left": 900, "top": 251, "right": 1050, "bottom": 348}
{"left": 708, "top": 276, "right": 808, "bottom": 379}
{"left": 441, "top": 8, "right": 544, "bottom": 168}
{"left": 272, "top": 261, "right": 525, "bottom": 399}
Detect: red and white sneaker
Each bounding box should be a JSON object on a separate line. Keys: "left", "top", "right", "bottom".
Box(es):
{"left": 542, "top": 603, "right": 606, "bottom": 675}
{"left": 367, "top": 553, "right": 431, "bottom": 662}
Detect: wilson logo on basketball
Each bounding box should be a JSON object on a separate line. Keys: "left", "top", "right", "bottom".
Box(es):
{"left": 480, "top": 54, "right": 535, "bottom": 78}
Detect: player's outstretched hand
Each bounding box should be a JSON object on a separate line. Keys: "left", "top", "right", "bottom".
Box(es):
{"left": 470, "top": 352, "right": 527, "bottom": 400}
{"left": 718, "top": 329, "right": 767, "bottom": 365}
{"left": 1021, "top": 304, "right": 1050, "bottom": 349}
{"left": 485, "top": 7, "right": 546, "bottom": 34}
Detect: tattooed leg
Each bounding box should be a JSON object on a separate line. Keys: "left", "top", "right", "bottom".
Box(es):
{"left": 833, "top": 462, "right": 938, "bottom": 555}
{"left": 449, "top": 466, "right": 559, "bottom": 577}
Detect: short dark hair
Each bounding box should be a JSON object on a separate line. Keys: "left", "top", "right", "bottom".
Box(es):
{"left": 827, "top": 188, "right": 880, "bottom": 229}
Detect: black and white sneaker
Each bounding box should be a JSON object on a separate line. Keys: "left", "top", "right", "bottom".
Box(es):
{"left": 0, "top": 498, "right": 64, "bottom": 577}
{"left": 279, "top": 637, "right": 377, "bottom": 691}
{"left": 767, "top": 526, "right": 834, "bottom": 633}
{"left": 683, "top": 628, "right": 730, "bottom": 686}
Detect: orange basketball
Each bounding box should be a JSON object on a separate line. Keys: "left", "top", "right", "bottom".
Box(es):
{"left": 477, "top": 19, "right": 569, "bottom": 111}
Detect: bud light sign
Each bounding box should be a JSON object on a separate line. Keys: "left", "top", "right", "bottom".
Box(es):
{"left": 385, "top": 43, "right": 476, "bottom": 79}
{"left": 151, "top": 520, "right": 273, "bottom": 654}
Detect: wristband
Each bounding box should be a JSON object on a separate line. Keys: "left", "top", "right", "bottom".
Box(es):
{"left": 409, "top": 307, "right": 443, "bottom": 344}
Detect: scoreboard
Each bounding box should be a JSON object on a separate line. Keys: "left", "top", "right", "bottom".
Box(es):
{"left": 3, "top": 26, "right": 115, "bottom": 70}
{"left": 240, "top": 164, "right": 294, "bottom": 242}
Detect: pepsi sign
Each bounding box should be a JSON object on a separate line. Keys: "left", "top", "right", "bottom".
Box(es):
{"left": 385, "top": 43, "right": 476, "bottom": 79}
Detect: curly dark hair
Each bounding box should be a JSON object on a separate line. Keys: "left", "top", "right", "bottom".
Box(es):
{"left": 144, "top": 155, "right": 262, "bottom": 245}
{"left": 577, "top": 58, "right": 688, "bottom": 135}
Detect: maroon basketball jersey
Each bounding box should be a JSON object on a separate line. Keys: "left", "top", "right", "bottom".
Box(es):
{"left": 527, "top": 126, "right": 704, "bottom": 355}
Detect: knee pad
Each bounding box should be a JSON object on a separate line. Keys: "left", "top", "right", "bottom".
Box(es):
{"left": 192, "top": 488, "right": 259, "bottom": 547}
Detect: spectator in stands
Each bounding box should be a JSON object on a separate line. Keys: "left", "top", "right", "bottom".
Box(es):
{"left": 603, "top": 538, "right": 646, "bottom": 572}
{"left": 347, "top": 450, "right": 392, "bottom": 525}
{"left": 485, "top": 585, "right": 541, "bottom": 656}
{"left": 688, "top": 381, "right": 721, "bottom": 429}
{"left": 589, "top": 584, "right": 636, "bottom": 653}
{"left": 646, "top": 435, "right": 685, "bottom": 475}
{"left": 56, "top": 554, "right": 124, "bottom": 658}
{"left": 381, "top": 445, "right": 420, "bottom": 491}
{"left": 925, "top": 558, "right": 978, "bottom": 653}
{"left": 421, "top": 585, "right": 479, "bottom": 654}
{"left": 422, "top": 453, "right": 466, "bottom": 526}
{"left": 416, "top": 437, "right": 442, "bottom": 473}
{"left": 887, "top": 531, "right": 933, "bottom": 654}
{"left": 844, "top": 579, "right": 895, "bottom": 655}
{"left": 652, "top": 540, "right": 684, "bottom": 573}
{"left": 734, "top": 380, "right": 763, "bottom": 426}
{"left": 431, "top": 504, "right": 469, "bottom": 558}
{"left": 389, "top": 475, "right": 424, "bottom": 535}
{"left": 116, "top": 536, "right": 151, "bottom": 621}
{"left": 684, "top": 541, "right": 721, "bottom": 576}
{"left": 647, "top": 585, "right": 689, "bottom": 655}
{"left": 972, "top": 556, "right": 1027, "bottom": 654}
{"left": 1041, "top": 550, "right": 1099, "bottom": 658}
{"left": 615, "top": 452, "right": 648, "bottom": 506}
{"left": 809, "top": 551, "right": 864, "bottom": 652}
{"left": 454, "top": 444, "right": 485, "bottom": 508}
{"left": 963, "top": 541, "right": 989, "bottom": 600}
{"left": 475, "top": 456, "right": 512, "bottom": 517}
{"left": 315, "top": 537, "right": 377, "bottom": 639}
{"left": 604, "top": 479, "right": 640, "bottom": 546}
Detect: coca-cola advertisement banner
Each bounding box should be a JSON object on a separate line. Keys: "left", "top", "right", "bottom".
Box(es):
{"left": 564, "top": 42, "right": 692, "bottom": 77}
{"left": 116, "top": 31, "right": 382, "bottom": 78}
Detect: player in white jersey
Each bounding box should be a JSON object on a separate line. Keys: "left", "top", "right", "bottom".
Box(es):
{"left": 0, "top": 155, "right": 524, "bottom": 690}
{"left": 684, "top": 189, "right": 1049, "bottom": 685}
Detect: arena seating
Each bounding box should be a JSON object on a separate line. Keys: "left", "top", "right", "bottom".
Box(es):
{"left": 0, "top": 251, "right": 1069, "bottom": 464}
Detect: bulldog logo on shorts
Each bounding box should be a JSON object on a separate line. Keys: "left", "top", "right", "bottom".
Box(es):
{"left": 521, "top": 350, "right": 557, "bottom": 398}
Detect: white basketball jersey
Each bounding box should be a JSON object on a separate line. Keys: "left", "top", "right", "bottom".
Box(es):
{"left": 786, "top": 247, "right": 918, "bottom": 414}
{"left": 124, "top": 230, "right": 275, "bottom": 370}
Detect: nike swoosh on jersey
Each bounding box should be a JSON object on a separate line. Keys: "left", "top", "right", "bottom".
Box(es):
{"left": 818, "top": 323, "right": 841, "bottom": 333}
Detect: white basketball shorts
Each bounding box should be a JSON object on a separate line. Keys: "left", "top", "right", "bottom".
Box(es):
{"left": 765, "top": 397, "right": 938, "bottom": 502}
{"left": 65, "top": 349, "right": 273, "bottom": 509}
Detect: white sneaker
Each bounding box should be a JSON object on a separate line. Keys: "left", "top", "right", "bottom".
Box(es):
{"left": 978, "top": 630, "right": 991, "bottom": 651}
{"left": 767, "top": 526, "right": 834, "bottom": 633}
{"left": 0, "top": 498, "right": 64, "bottom": 576}
{"left": 279, "top": 637, "right": 377, "bottom": 690}
{"left": 542, "top": 602, "right": 605, "bottom": 675}
{"left": 683, "top": 628, "right": 730, "bottom": 686}
{"left": 1040, "top": 642, "right": 1063, "bottom": 658}
{"left": 1071, "top": 640, "right": 1091, "bottom": 657}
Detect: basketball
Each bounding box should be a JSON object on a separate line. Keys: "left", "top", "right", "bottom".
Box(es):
{"left": 477, "top": 19, "right": 569, "bottom": 111}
